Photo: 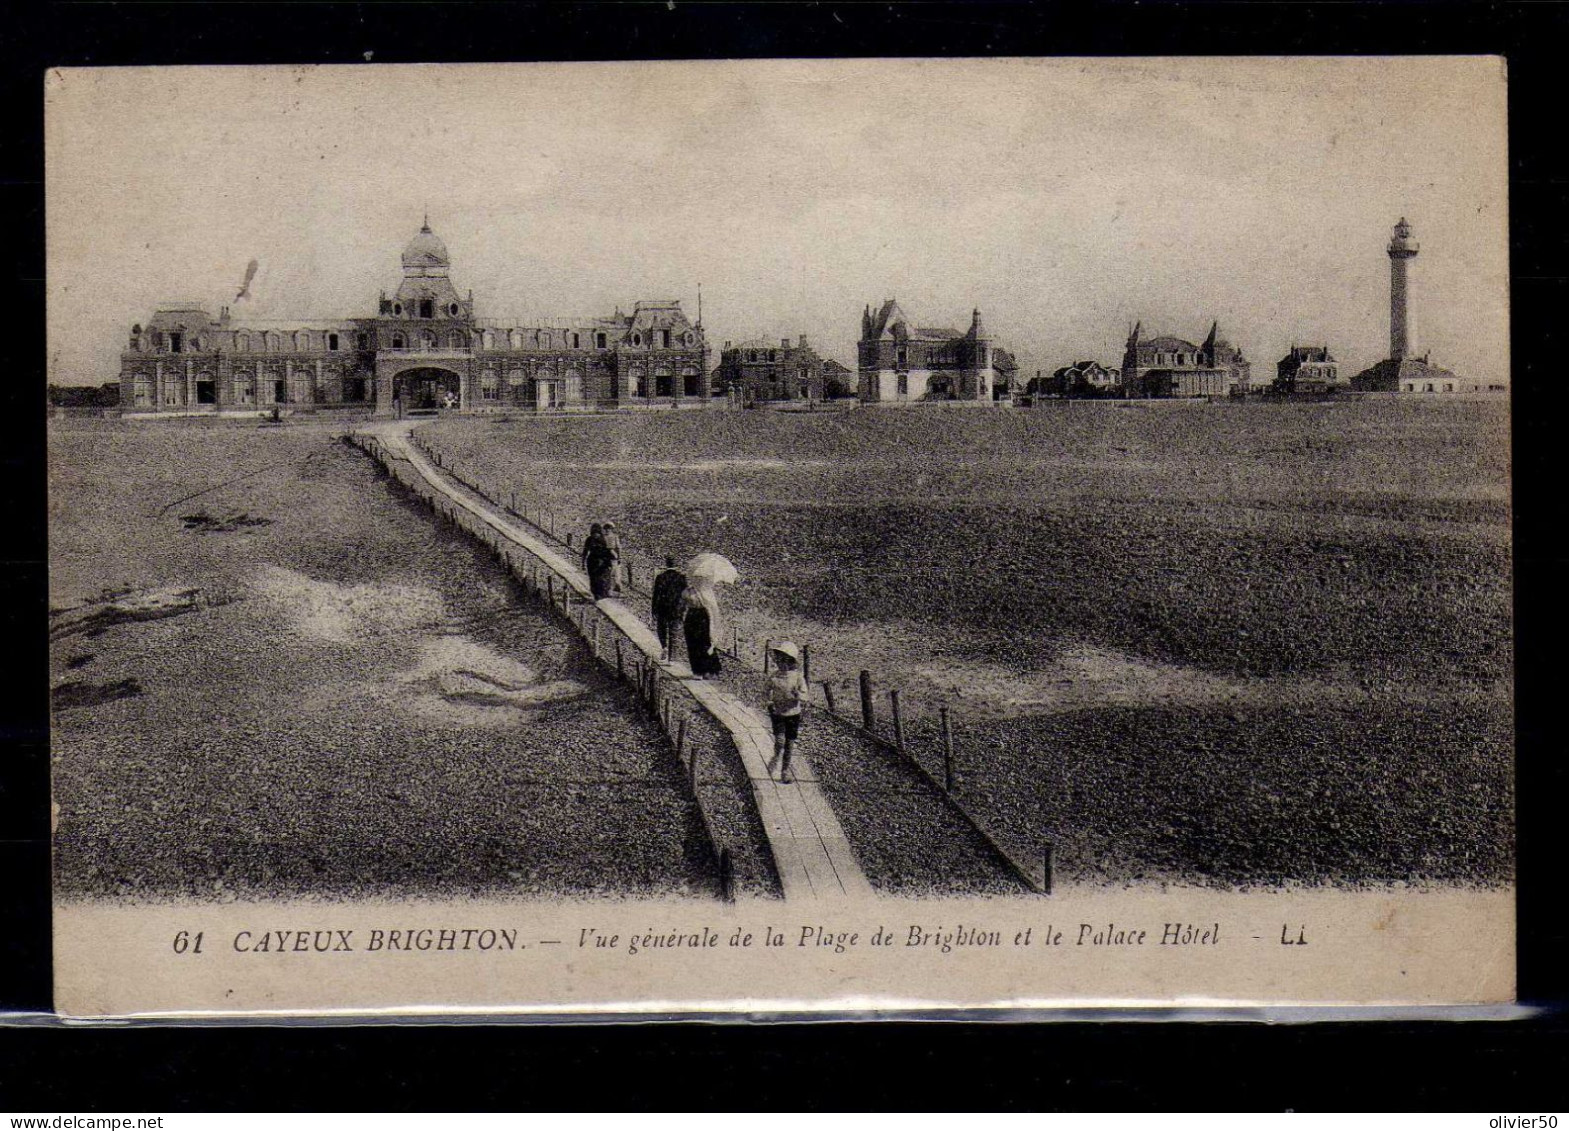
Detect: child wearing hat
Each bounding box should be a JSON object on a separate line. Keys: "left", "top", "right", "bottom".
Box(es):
{"left": 767, "top": 641, "right": 806, "bottom": 783}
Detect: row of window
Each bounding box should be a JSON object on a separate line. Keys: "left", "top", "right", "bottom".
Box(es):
{"left": 471, "top": 374, "right": 707, "bottom": 400}
{"left": 132, "top": 330, "right": 352, "bottom": 354}
{"left": 131, "top": 326, "right": 700, "bottom": 354}
{"left": 483, "top": 329, "right": 600, "bottom": 350}
{"left": 886, "top": 347, "right": 964, "bottom": 368}
{"left": 129, "top": 373, "right": 373, "bottom": 407}
{"left": 131, "top": 368, "right": 710, "bottom": 408}
{"left": 390, "top": 299, "right": 463, "bottom": 319}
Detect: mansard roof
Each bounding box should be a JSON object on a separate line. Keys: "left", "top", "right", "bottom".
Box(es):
{"left": 229, "top": 318, "right": 358, "bottom": 331}
{"left": 1281, "top": 345, "right": 1335, "bottom": 363}
{"left": 629, "top": 300, "right": 694, "bottom": 332}
{"left": 1140, "top": 335, "right": 1200, "bottom": 351}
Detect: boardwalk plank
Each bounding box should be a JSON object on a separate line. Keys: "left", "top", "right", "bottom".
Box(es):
{"left": 368, "top": 423, "right": 870, "bottom": 901}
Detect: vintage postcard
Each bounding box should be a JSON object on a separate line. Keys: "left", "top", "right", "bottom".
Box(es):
{"left": 45, "top": 58, "right": 1513, "bottom": 1018}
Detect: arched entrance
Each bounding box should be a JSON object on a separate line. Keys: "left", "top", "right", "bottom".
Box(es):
{"left": 394, "top": 366, "right": 462, "bottom": 411}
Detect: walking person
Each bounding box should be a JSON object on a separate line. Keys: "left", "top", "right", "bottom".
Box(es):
{"left": 681, "top": 577, "right": 724, "bottom": 678}
{"left": 581, "top": 522, "right": 616, "bottom": 600}
{"left": 602, "top": 522, "right": 624, "bottom": 595}
{"left": 766, "top": 641, "right": 807, "bottom": 783}
{"left": 681, "top": 552, "right": 738, "bottom": 679}
{"left": 651, "top": 555, "right": 687, "bottom": 661}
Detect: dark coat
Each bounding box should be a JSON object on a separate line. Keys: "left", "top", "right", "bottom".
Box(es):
{"left": 652, "top": 568, "right": 687, "bottom": 621}
{"left": 582, "top": 532, "right": 615, "bottom": 574}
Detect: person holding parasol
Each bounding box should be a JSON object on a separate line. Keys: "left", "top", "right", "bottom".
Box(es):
{"left": 680, "top": 552, "right": 737, "bottom": 679}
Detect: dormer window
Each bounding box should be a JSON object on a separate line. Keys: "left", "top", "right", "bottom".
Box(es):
{"left": 168, "top": 332, "right": 183, "bottom": 354}
{"left": 328, "top": 333, "right": 340, "bottom": 352}
{"left": 391, "top": 332, "right": 406, "bottom": 349}
{"left": 569, "top": 332, "right": 580, "bottom": 349}
{"left": 190, "top": 336, "right": 203, "bottom": 352}
{"left": 684, "top": 331, "right": 696, "bottom": 347}
{"left": 448, "top": 302, "right": 460, "bottom": 317}
{"left": 631, "top": 332, "right": 643, "bottom": 347}
{"left": 420, "top": 299, "right": 434, "bottom": 319}
{"left": 595, "top": 332, "right": 607, "bottom": 349}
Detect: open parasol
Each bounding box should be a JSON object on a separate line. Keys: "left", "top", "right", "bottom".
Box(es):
{"left": 686, "top": 552, "right": 739, "bottom": 585}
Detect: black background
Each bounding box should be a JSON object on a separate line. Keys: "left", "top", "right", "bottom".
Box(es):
{"left": 2, "top": 0, "right": 1564, "bottom": 1110}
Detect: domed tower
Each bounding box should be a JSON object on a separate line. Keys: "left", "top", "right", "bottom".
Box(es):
{"left": 1388, "top": 217, "right": 1419, "bottom": 361}
{"left": 381, "top": 217, "right": 472, "bottom": 322}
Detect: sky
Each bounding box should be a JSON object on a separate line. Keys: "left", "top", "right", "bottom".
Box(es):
{"left": 46, "top": 58, "right": 1509, "bottom": 386}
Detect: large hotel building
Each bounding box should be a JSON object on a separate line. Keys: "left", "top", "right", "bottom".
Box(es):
{"left": 118, "top": 220, "right": 710, "bottom": 416}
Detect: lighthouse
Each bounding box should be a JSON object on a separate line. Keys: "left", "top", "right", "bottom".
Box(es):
{"left": 1388, "top": 217, "right": 1419, "bottom": 360}
{"left": 1352, "top": 215, "right": 1474, "bottom": 393}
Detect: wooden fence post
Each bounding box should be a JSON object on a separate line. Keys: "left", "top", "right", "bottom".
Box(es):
{"left": 821, "top": 681, "right": 837, "bottom": 716}
{"left": 890, "top": 689, "right": 905, "bottom": 754}
{"left": 940, "top": 705, "right": 955, "bottom": 792}
{"left": 859, "top": 670, "right": 875, "bottom": 731}
{"left": 763, "top": 640, "right": 772, "bottom": 673}
{"left": 802, "top": 645, "right": 812, "bottom": 684}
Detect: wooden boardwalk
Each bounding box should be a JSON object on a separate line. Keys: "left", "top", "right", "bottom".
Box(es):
{"left": 368, "top": 422, "right": 872, "bottom": 900}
